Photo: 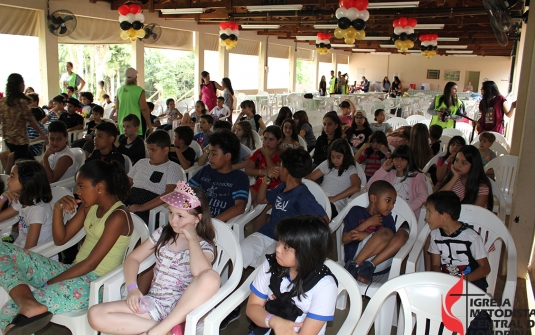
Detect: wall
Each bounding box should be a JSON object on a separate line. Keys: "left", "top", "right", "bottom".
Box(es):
{"left": 348, "top": 53, "right": 512, "bottom": 93}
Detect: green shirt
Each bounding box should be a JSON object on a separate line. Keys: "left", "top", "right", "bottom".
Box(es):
{"left": 430, "top": 95, "right": 464, "bottom": 129}
{"left": 329, "top": 77, "right": 337, "bottom": 94}
{"left": 117, "top": 84, "right": 144, "bottom": 135}
{"left": 61, "top": 72, "right": 81, "bottom": 98}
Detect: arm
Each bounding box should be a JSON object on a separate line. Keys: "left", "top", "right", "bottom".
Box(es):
{"left": 298, "top": 129, "right": 307, "bottom": 138}
{"left": 256, "top": 168, "right": 279, "bottom": 205}
{"left": 257, "top": 117, "right": 266, "bottom": 136}
{"left": 330, "top": 173, "right": 361, "bottom": 203}
{"left": 366, "top": 160, "right": 392, "bottom": 191}
{"left": 435, "top": 156, "right": 453, "bottom": 183}
{"left": 123, "top": 235, "right": 156, "bottom": 312}
{"left": 52, "top": 196, "right": 86, "bottom": 245}
{"left": 387, "top": 127, "right": 393, "bottom": 134}
{"left": 0, "top": 206, "right": 17, "bottom": 222}
{"left": 232, "top": 155, "right": 251, "bottom": 170}
{"left": 354, "top": 143, "right": 369, "bottom": 161}
{"left": 28, "top": 117, "right": 48, "bottom": 139}
{"left": 67, "top": 124, "right": 83, "bottom": 132}
{"left": 437, "top": 169, "right": 460, "bottom": 192}
{"left": 427, "top": 100, "right": 439, "bottom": 115}
{"left": 138, "top": 91, "right": 153, "bottom": 133}
{"left": 77, "top": 77, "right": 86, "bottom": 92}
{"left": 197, "top": 150, "right": 209, "bottom": 166}
{"left": 474, "top": 185, "right": 489, "bottom": 208}
{"left": 23, "top": 223, "right": 43, "bottom": 249}
{"left": 466, "top": 257, "right": 491, "bottom": 283}
{"left": 430, "top": 253, "right": 442, "bottom": 273}
{"left": 170, "top": 148, "right": 192, "bottom": 169}
{"left": 244, "top": 153, "right": 261, "bottom": 176}
{"left": 409, "top": 174, "right": 430, "bottom": 212}
{"left": 503, "top": 100, "right": 516, "bottom": 118}
{"left": 246, "top": 293, "right": 301, "bottom": 335}
{"left": 305, "top": 168, "right": 324, "bottom": 182}
{"left": 341, "top": 215, "right": 381, "bottom": 243}
{"left": 214, "top": 81, "right": 224, "bottom": 91}
{"left": 42, "top": 153, "right": 73, "bottom": 183}
{"left": 215, "top": 199, "right": 247, "bottom": 222}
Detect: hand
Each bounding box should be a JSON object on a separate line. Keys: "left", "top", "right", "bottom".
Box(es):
{"left": 446, "top": 155, "right": 455, "bottom": 164}
{"left": 268, "top": 166, "right": 280, "bottom": 179}
{"left": 147, "top": 126, "right": 154, "bottom": 135}
{"left": 126, "top": 288, "right": 143, "bottom": 314}
{"left": 511, "top": 101, "right": 517, "bottom": 109}
{"left": 180, "top": 222, "right": 199, "bottom": 242}
{"left": 361, "top": 143, "right": 370, "bottom": 150}
{"left": 383, "top": 158, "right": 394, "bottom": 170}
{"left": 378, "top": 144, "right": 389, "bottom": 154}
{"left": 365, "top": 214, "right": 383, "bottom": 227}
{"left": 350, "top": 230, "right": 367, "bottom": 241}
{"left": 2, "top": 191, "right": 20, "bottom": 203}
{"left": 44, "top": 146, "right": 56, "bottom": 158}
{"left": 169, "top": 147, "right": 178, "bottom": 154}
{"left": 270, "top": 316, "right": 302, "bottom": 335}
{"left": 451, "top": 166, "right": 460, "bottom": 179}
{"left": 328, "top": 196, "right": 337, "bottom": 203}
{"left": 260, "top": 147, "right": 270, "bottom": 157}
{"left": 54, "top": 195, "right": 80, "bottom": 214}
{"left": 128, "top": 204, "right": 143, "bottom": 213}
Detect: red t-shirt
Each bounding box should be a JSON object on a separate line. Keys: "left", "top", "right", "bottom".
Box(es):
{"left": 358, "top": 151, "right": 385, "bottom": 177}
{"left": 250, "top": 149, "right": 282, "bottom": 192}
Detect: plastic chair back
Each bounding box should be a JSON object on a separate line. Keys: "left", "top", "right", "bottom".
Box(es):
{"left": 422, "top": 152, "right": 446, "bottom": 174}
{"left": 387, "top": 117, "right": 409, "bottom": 131}
{"left": 442, "top": 128, "right": 467, "bottom": 142}
{"left": 297, "top": 136, "right": 307, "bottom": 151}
{"left": 439, "top": 135, "right": 452, "bottom": 153}
{"left": 251, "top": 130, "right": 262, "bottom": 149}
{"left": 302, "top": 179, "right": 332, "bottom": 220}
{"left": 405, "top": 115, "right": 426, "bottom": 126}
{"left": 418, "top": 119, "right": 430, "bottom": 128}
{"left": 471, "top": 131, "right": 510, "bottom": 152}
{"left": 122, "top": 155, "right": 132, "bottom": 174}
{"left": 472, "top": 141, "right": 508, "bottom": 157}
{"left": 454, "top": 122, "right": 474, "bottom": 141}
{"left": 189, "top": 141, "right": 203, "bottom": 161}
{"left": 484, "top": 155, "right": 518, "bottom": 213}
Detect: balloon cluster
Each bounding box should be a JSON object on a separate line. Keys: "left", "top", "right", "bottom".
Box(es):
{"left": 118, "top": 4, "right": 145, "bottom": 41}
{"left": 420, "top": 34, "right": 438, "bottom": 58}
{"left": 334, "top": 0, "right": 370, "bottom": 45}
{"left": 219, "top": 22, "right": 240, "bottom": 50}
{"left": 392, "top": 17, "right": 417, "bottom": 52}
{"left": 315, "top": 33, "right": 332, "bottom": 55}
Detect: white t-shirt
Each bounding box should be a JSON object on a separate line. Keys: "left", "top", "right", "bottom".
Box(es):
{"left": 12, "top": 201, "right": 53, "bottom": 249}
{"left": 317, "top": 161, "right": 358, "bottom": 213}
{"left": 210, "top": 105, "right": 230, "bottom": 119}
{"left": 47, "top": 146, "right": 78, "bottom": 182}
{"left": 250, "top": 259, "right": 338, "bottom": 335}
{"left": 369, "top": 122, "right": 391, "bottom": 135}
{"left": 128, "top": 159, "right": 185, "bottom": 195}
{"left": 393, "top": 176, "right": 410, "bottom": 203}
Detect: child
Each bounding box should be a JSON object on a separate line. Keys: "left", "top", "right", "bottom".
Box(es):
{"left": 280, "top": 118, "right": 300, "bottom": 149}
{"left": 0, "top": 160, "right": 133, "bottom": 335}
{"left": 221, "top": 77, "right": 235, "bottom": 124}
{"left": 369, "top": 109, "right": 392, "bottom": 135}
{"left": 127, "top": 130, "right": 186, "bottom": 223}
{"left": 343, "top": 180, "right": 409, "bottom": 284}
{"left": 437, "top": 145, "right": 493, "bottom": 210}
{"left": 169, "top": 126, "right": 197, "bottom": 169}
{"left": 182, "top": 100, "right": 207, "bottom": 128}
{"left": 306, "top": 139, "right": 361, "bottom": 216}
{"left": 245, "top": 125, "right": 283, "bottom": 203}
{"left": 368, "top": 145, "right": 429, "bottom": 219}
{"left": 41, "top": 95, "right": 65, "bottom": 125}
{"left": 274, "top": 107, "right": 292, "bottom": 127}
{"left": 0, "top": 160, "right": 53, "bottom": 250}
{"left": 71, "top": 105, "right": 106, "bottom": 149}
{"left": 42, "top": 121, "right": 79, "bottom": 183}
{"left": 147, "top": 101, "right": 161, "bottom": 130}
{"left": 102, "top": 94, "right": 113, "bottom": 108}
{"left": 210, "top": 96, "right": 230, "bottom": 121}
{"left": 426, "top": 191, "right": 490, "bottom": 291}
{"left": 158, "top": 98, "right": 182, "bottom": 131}
{"left": 193, "top": 114, "right": 214, "bottom": 148}
{"left": 355, "top": 131, "right": 391, "bottom": 180}
{"left": 346, "top": 110, "right": 373, "bottom": 151}
{"left": 246, "top": 215, "right": 337, "bottom": 335}
{"left": 429, "top": 124, "right": 443, "bottom": 155}
{"left": 478, "top": 132, "right": 497, "bottom": 166}
{"left": 238, "top": 100, "right": 266, "bottom": 135}
{"left": 188, "top": 130, "right": 249, "bottom": 222}
{"left": 86, "top": 122, "right": 125, "bottom": 168}
{"left": 118, "top": 114, "right": 146, "bottom": 165}
{"left": 66, "top": 86, "right": 75, "bottom": 99}
{"left": 436, "top": 136, "right": 466, "bottom": 183}
{"left": 338, "top": 100, "right": 356, "bottom": 133}
{"left": 80, "top": 92, "right": 97, "bottom": 118}
{"left": 409, "top": 124, "right": 433, "bottom": 171}
{"left": 293, "top": 110, "right": 316, "bottom": 153}
{"left": 60, "top": 97, "right": 84, "bottom": 132}
{"left": 88, "top": 183, "right": 220, "bottom": 335}
{"left": 313, "top": 111, "right": 343, "bottom": 166}
{"left": 233, "top": 120, "right": 255, "bottom": 151}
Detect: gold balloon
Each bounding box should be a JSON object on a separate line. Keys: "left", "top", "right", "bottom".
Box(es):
{"left": 407, "top": 40, "right": 414, "bottom": 49}
{"left": 395, "top": 40, "right": 403, "bottom": 49}
{"left": 224, "top": 39, "right": 232, "bottom": 46}
{"left": 120, "top": 30, "right": 129, "bottom": 40}
{"left": 344, "top": 37, "right": 355, "bottom": 45}
{"left": 344, "top": 27, "right": 357, "bottom": 39}
{"left": 355, "top": 29, "right": 366, "bottom": 40}
{"left": 430, "top": 50, "right": 437, "bottom": 56}
{"left": 232, "top": 40, "right": 238, "bottom": 47}
{"left": 136, "top": 29, "right": 146, "bottom": 38}
{"left": 226, "top": 45, "right": 232, "bottom": 50}
{"left": 334, "top": 27, "right": 344, "bottom": 39}
{"left": 127, "top": 28, "right": 137, "bottom": 39}
{"left": 220, "top": 39, "right": 226, "bottom": 46}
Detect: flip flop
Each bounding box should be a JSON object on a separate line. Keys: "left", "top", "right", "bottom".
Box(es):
{"left": 35, "top": 322, "right": 72, "bottom": 335}
{"left": 170, "top": 322, "right": 185, "bottom": 335}
{"left": 4, "top": 311, "right": 53, "bottom": 335}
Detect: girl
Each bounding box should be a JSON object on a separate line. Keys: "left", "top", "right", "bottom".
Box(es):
{"left": 306, "top": 139, "right": 361, "bottom": 216}
{"left": 390, "top": 76, "right": 402, "bottom": 97}
{"left": 387, "top": 125, "right": 411, "bottom": 149}
{"left": 368, "top": 145, "right": 429, "bottom": 219}
{"left": 246, "top": 215, "right": 337, "bottom": 335}
{"left": 245, "top": 125, "right": 282, "bottom": 202}
{"left": 369, "top": 109, "right": 392, "bottom": 135}
{"left": 427, "top": 81, "right": 465, "bottom": 129}
{"left": 280, "top": 118, "right": 300, "bottom": 150}
{"left": 346, "top": 110, "right": 373, "bottom": 151}
{"left": 0, "top": 160, "right": 133, "bottom": 335}
{"left": 436, "top": 136, "right": 466, "bottom": 183}
{"left": 382, "top": 76, "right": 391, "bottom": 93}
{"left": 181, "top": 101, "right": 207, "bottom": 129}
{"left": 221, "top": 78, "right": 235, "bottom": 124}
{"left": 238, "top": 100, "right": 266, "bottom": 135}
{"left": 319, "top": 75, "right": 327, "bottom": 96}
{"left": 293, "top": 110, "right": 316, "bottom": 153}
{"left": 42, "top": 120, "right": 79, "bottom": 183}
{"left": 274, "top": 107, "right": 292, "bottom": 127}
{"left": 313, "top": 111, "right": 342, "bottom": 166}
{"left": 338, "top": 100, "right": 356, "bottom": 134}
{"left": 199, "top": 71, "right": 223, "bottom": 112}
{"left": 409, "top": 123, "right": 433, "bottom": 171}
{"left": 477, "top": 80, "right": 516, "bottom": 134}
{"left": 355, "top": 131, "right": 390, "bottom": 181}
{"left": 159, "top": 98, "right": 183, "bottom": 131}
{"left": 88, "top": 182, "right": 219, "bottom": 335}
{"left": 437, "top": 145, "right": 493, "bottom": 210}
{"left": 234, "top": 120, "right": 256, "bottom": 151}
{"left": 0, "top": 160, "right": 53, "bottom": 250}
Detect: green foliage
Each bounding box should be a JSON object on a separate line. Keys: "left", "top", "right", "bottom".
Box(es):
{"left": 296, "top": 59, "right": 314, "bottom": 85}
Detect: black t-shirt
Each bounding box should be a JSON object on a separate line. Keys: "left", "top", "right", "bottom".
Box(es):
{"left": 59, "top": 112, "right": 84, "bottom": 129}
{"left": 346, "top": 127, "right": 373, "bottom": 150}
{"left": 431, "top": 140, "right": 441, "bottom": 156}
{"left": 169, "top": 146, "right": 196, "bottom": 168}
{"left": 118, "top": 135, "right": 146, "bottom": 165}
{"left": 313, "top": 135, "right": 340, "bottom": 165}
{"left": 86, "top": 145, "right": 125, "bottom": 168}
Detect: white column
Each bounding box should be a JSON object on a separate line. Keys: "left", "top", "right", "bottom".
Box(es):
{"left": 194, "top": 32, "right": 205, "bottom": 100}
{"left": 218, "top": 44, "right": 229, "bottom": 80}
{"left": 314, "top": 50, "right": 319, "bottom": 94}
{"left": 258, "top": 37, "right": 267, "bottom": 93}
{"left": 37, "top": 9, "right": 59, "bottom": 101}
{"left": 289, "top": 47, "right": 296, "bottom": 92}
{"left": 332, "top": 53, "right": 338, "bottom": 74}
{"left": 131, "top": 39, "right": 145, "bottom": 86}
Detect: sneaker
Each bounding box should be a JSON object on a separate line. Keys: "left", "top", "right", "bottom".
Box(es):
{"left": 356, "top": 260, "right": 376, "bottom": 285}
{"left": 344, "top": 261, "right": 359, "bottom": 279}
{"left": 2, "top": 235, "right": 14, "bottom": 243}
{"left": 220, "top": 306, "right": 241, "bottom": 330}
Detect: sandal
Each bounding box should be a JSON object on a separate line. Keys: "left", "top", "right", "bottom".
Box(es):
{"left": 170, "top": 322, "right": 186, "bottom": 335}
{"left": 344, "top": 261, "right": 359, "bottom": 280}
{"left": 356, "top": 260, "right": 376, "bottom": 285}
{"left": 4, "top": 311, "right": 53, "bottom": 335}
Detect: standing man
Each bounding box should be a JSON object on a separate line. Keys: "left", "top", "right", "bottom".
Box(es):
{"left": 116, "top": 67, "right": 153, "bottom": 137}
{"left": 329, "top": 70, "right": 338, "bottom": 95}
{"left": 60, "top": 62, "right": 85, "bottom": 98}
{"left": 337, "top": 71, "right": 346, "bottom": 94}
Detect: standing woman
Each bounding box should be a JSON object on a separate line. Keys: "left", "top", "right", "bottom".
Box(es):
{"left": 199, "top": 71, "right": 223, "bottom": 112}
{"left": 221, "top": 77, "right": 235, "bottom": 124}
{"left": 477, "top": 80, "right": 516, "bottom": 134}
{"left": 319, "top": 75, "right": 327, "bottom": 96}
{"left": 382, "top": 76, "right": 391, "bottom": 93}
{"left": 116, "top": 68, "right": 153, "bottom": 137}
{"left": 389, "top": 76, "right": 402, "bottom": 97}
{"left": 59, "top": 62, "right": 85, "bottom": 98}
{"left": 427, "top": 81, "right": 465, "bottom": 129}
{"left": 0, "top": 74, "right": 48, "bottom": 173}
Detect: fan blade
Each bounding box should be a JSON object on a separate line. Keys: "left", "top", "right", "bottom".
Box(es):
{"left": 59, "top": 25, "right": 68, "bottom": 35}
{"left": 62, "top": 15, "right": 74, "bottom": 22}
{"left": 490, "top": 21, "right": 509, "bottom": 46}
{"left": 49, "top": 15, "right": 62, "bottom": 25}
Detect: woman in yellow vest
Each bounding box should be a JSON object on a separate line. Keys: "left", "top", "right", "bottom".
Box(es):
{"left": 428, "top": 81, "right": 465, "bottom": 129}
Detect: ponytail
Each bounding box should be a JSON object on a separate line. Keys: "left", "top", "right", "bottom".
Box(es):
{"left": 77, "top": 160, "right": 130, "bottom": 201}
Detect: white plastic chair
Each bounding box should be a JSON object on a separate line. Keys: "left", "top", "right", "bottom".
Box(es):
{"left": 297, "top": 136, "right": 307, "bottom": 151}
{"left": 405, "top": 115, "right": 426, "bottom": 126}
{"left": 442, "top": 128, "right": 467, "bottom": 142}
{"left": 67, "top": 130, "right": 84, "bottom": 146}
{"left": 358, "top": 102, "right": 375, "bottom": 116}
{"left": 472, "top": 141, "right": 508, "bottom": 157}
{"left": 183, "top": 140, "right": 204, "bottom": 180}
{"left": 251, "top": 130, "right": 262, "bottom": 149}
{"left": 189, "top": 141, "right": 203, "bottom": 161}
{"left": 484, "top": 155, "right": 518, "bottom": 215}
{"left": 417, "top": 119, "right": 431, "bottom": 128}
{"left": 387, "top": 117, "right": 409, "bottom": 131}
{"left": 312, "top": 124, "right": 323, "bottom": 137}
{"left": 50, "top": 148, "right": 85, "bottom": 191}
{"left": 439, "top": 135, "right": 452, "bottom": 153}
{"left": 489, "top": 178, "right": 507, "bottom": 224}
{"left": 422, "top": 152, "right": 446, "bottom": 174}
{"left": 471, "top": 131, "right": 510, "bottom": 152}
{"left": 455, "top": 121, "right": 475, "bottom": 142}
{"left": 122, "top": 155, "right": 132, "bottom": 174}
{"left": 203, "top": 259, "right": 363, "bottom": 335}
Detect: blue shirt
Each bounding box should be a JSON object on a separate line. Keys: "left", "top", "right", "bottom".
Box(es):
{"left": 193, "top": 131, "right": 212, "bottom": 147}
{"left": 258, "top": 183, "right": 327, "bottom": 240}
{"left": 189, "top": 166, "right": 249, "bottom": 217}
{"left": 342, "top": 206, "right": 396, "bottom": 262}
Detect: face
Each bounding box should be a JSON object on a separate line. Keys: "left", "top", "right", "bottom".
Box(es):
{"left": 331, "top": 71, "right": 334, "bottom": 77}
{"left": 448, "top": 141, "right": 463, "bottom": 155}
{"left": 282, "top": 122, "right": 293, "bottom": 138}
{"left": 371, "top": 189, "right": 396, "bottom": 216}
{"left": 241, "top": 106, "right": 252, "bottom": 117}
{"left": 371, "top": 140, "right": 382, "bottom": 151}
{"left": 376, "top": 111, "right": 386, "bottom": 123}
{"left": 168, "top": 205, "right": 200, "bottom": 234}
{"left": 67, "top": 103, "right": 77, "bottom": 114}
{"left": 207, "top": 144, "right": 230, "bottom": 170}
{"left": 147, "top": 143, "right": 169, "bottom": 165}
{"left": 204, "top": 73, "right": 211, "bottom": 82}
{"left": 195, "top": 102, "right": 204, "bottom": 113}
{"left": 80, "top": 96, "right": 90, "bottom": 106}
{"left": 452, "top": 152, "right": 471, "bottom": 176}
{"left": 275, "top": 241, "right": 297, "bottom": 270}
{"left": 93, "top": 130, "right": 113, "bottom": 150}
{"left": 450, "top": 85, "right": 458, "bottom": 97}
{"left": 233, "top": 125, "right": 244, "bottom": 138}
{"left": 7, "top": 166, "right": 22, "bottom": 193}
{"left": 92, "top": 112, "right": 102, "bottom": 122}
{"left": 425, "top": 203, "right": 444, "bottom": 230}
{"left": 122, "top": 121, "right": 138, "bottom": 137}
{"left": 167, "top": 100, "right": 176, "bottom": 110}
{"left": 199, "top": 118, "right": 211, "bottom": 132}
{"left": 28, "top": 99, "right": 37, "bottom": 108}
{"left": 480, "top": 86, "right": 485, "bottom": 95}
{"left": 330, "top": 150, "right": 344, "bottom": 168}
{"left": 262, "top": 131, "right": 280, "bottom": 150}
{"left": 67, "top": 89, "right": 74, "bottom": 97}
{"left": 49, "top": 131, "right": 68, "bottom": 151}
{"left": 66, "top": 63, "right": 72, "bottom": 72}
{"left": 217, "top": 99, "right": 224, "bottom": 108}
{"left": 322, "top": 117, "right": 338, "bottom": 137}
{"left": 393, "top": 157, "right": 409, "bottom": 172}
{"left": 341, "top": 106, "right": 351, "bottom": 116}
{"left": 76, "top": 176, "right": 102, "bottom": 207}
{"left": 355, "top": 114, "right": 366, "bottom": 126}
{"left": 479, "top": 138, "right": 492, "bottom": 150}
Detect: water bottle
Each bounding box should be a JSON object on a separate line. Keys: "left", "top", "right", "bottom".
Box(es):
{"left": 139, "top": 295, "right": 156, "bottom": 314}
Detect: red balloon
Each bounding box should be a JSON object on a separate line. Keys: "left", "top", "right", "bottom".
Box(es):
{"left": 399, "top": 17, "right": 408, "bottom": 28}
{"left": 118, "top": 5, "right": 130, "bottom": 16}
{"left": 393, "top": 19, "right": 400, "bottom": 27}
{"left": 419, "top": 34, "right": 427, "bottom": 41}
{"left": 228, "top": 22, "right": 238, "bottom": 30}
{"left": 339, "top": 0, "right": 346, "bottom": 8}
{"left": 432, "top": 34, "right": 438, "bottom": 40}
{"left": 129, "top": 4, "right": 141, "bottom": 14}
{"left": 408, "top": 18, "right": 417, "bottom": 27}
{"left": 341, "top": 0, "right": 354, "bottom": 9}
{"left": 324, "top": 33, "right": 331, "bottom": 39}
{"left": 317, "top": 33, "right": 324, "bottom": 40}
{"left": 220, "top": 22, "right": 230, "bottom": 30}
{"left": 355, "top": 0, "right": 369, "bottom": 10}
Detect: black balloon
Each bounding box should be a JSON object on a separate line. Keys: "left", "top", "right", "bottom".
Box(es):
{"left": 229, "top": 34, "right": 237, "bottom": 41}
{"left": 319, "top": 43, "right": 325, "bottom": 48}
{"left": 420, "top": 45, "right": 426, "bottom": 51}
{"left": 400, "top": 33, "right": 408, "bottom": 41}
{"left": 427, "top": 45, "right": 433, "bottom": 50}
{"left": 120, "top": 21, "right": 132, "bottom": 31}
{"left": 316, "top": 43, "right": 320, "bottom": 48}
{"left": 326, "top": 44, "right": 331, "bottom": 49}
{"left": 433, "top": 46, "right": 438, "bottom": 50}
{"left": 220, "top": 34, "right": 228, "bottom": 40}
{"left": 338, "top": 17, "right": 351, "bottom": 29}
{"left": 409, "top": 34, "right": 417, "bottom": 42}
{"left": 131, "top": 21, "right": 143, "bottom": 30}
{"left": 351, "top": 19, "right": 366, "bottom": 31}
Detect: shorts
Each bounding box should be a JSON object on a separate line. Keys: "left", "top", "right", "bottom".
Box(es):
{"left": 240, "top": 232, "right": 276, "bottom": 268}
{"left": 353, "top": 232, "right": 393, "bottom": 274}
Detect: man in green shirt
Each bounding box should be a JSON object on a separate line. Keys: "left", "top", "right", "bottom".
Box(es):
{"left": 60, "top": 62, "right": 85, "bottom": 98}
{"left": 329, "top": 70, "right": 337, "bottom": 95}
{"left": 116, "top": 68, "right": 153, "bottom": 136}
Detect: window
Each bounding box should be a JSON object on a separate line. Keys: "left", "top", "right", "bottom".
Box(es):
{"left": 229, "top": 54, "right": 259, "bottom": 90}
{"left": 0, "top": 34, "right": 40, "bottom": 93}
{"left": 203, "top": 50, "right": 220, "bottom": 83}
{"left": 296, "top": 59, "right": 315, "bottom": 92}
{"left": 318, "top": 62, "right": 333, "bottom": 82}
{"left": 427, "top": 69, "right": 440, "bottom": 80}
{"left": 267, "top": 57, "right": 289, "bottom": 89}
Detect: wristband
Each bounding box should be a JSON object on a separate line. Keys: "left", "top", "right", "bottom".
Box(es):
{"left": 265, "top": 314, "right": 273, "bottom": 328}
{"left": 0, "top": 196, "right": 7, "bottom": 202}
{"left": 127, "top": 283, "right": 138, "bottom": 291}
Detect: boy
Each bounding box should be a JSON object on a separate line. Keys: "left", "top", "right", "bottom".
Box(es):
{"left": 86, "top": 122, "right": 125, "bottom": 168}
{"left": 72, "top": 105, "right": 106, "bottom": 149}
{"left": 169, "top": 126, "right": 196, "bottom": 169}
{"left": 343, "top": 180, "right": 409, "bottom": 284}
{"left": 478, "top": 132, "right": 497, "bottom": 166}
{"left": 102, "top": 94, "right": 113, "bottom": 108}
{"left": 66, "top": 86, "right": 75, "bottom": 99}
{"left": 80, "top": 91, "right": 97, "bottom": 118}
{"left": 429, "top": 124, "right": 443, "bottom": 156}
{"left": 42, "top": 121, "right": 79, "bottom": 183}
{"left": 194, "top": 114, "right": 214, "bottom": 148}
{"left": 127, "top": 130, "right": 185, "bottom": 223}
{"left": 425, "top": 191, "right": 490, "bottom": 291}
{"left": 41, "top": 95, "right": 65, "bottom": 125}
{"left": 118, "top": 114, "right": 146, "bottom": 165}
{"left": 210, "top": 96, "right": 230, "bottom": 121}
{"left": 60, "top": 98, "right": 84, "bottom": 132}
{"left": 188, "top": 129, "right": 249, "bottom": 222}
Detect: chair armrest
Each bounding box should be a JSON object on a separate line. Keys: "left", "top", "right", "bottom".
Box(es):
{"left": 148, "top": 204, "right": 168, "bottom": 233}
{"left": 0, "top": 216, "right": 19, "bottom": 233}
{"left": 405, "top": 225, "right": 431, "bottom": 274}
{"left": 30, "top": 229, "right": 86, "bottom": 258}
{"left": 231, "top": 204, "right": 266, "bottom": 242}
{"left": 185, "top": 165, "right": 201, "bottom": 179}
{"left": 51, "top": 178, "right": 76, "bottom": 190}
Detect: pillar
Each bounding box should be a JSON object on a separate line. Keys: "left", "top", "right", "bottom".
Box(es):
{"left": 289, "top": 46, "right": 296, "bottom": 92}
{"left": 194, "top": 32, "right": 205, "bottom": 100}
{"left": 313, "top": 49, "right": 319, "bottom": 93}
{"left": 258, "top": 36, "right": 268, "bottom": 93}
{"left": 332, "top": 53, "right": 338, "bottom": 74}
{"left": 37, "top": 8, "right": 59, "bottom": 100}
{"left": 218, "top": 44, "right": 229, "bottom": 81}
{"left": 131, "top": 39, "right": 145, "bottom": 87}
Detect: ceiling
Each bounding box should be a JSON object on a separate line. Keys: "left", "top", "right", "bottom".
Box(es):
{"left": 95, "top": 0, "right": 526, "bottom": 56}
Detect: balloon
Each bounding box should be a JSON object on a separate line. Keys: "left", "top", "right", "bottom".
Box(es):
{"left": 120, "top": 21, "right": 132, "bottom": 30}
{"left": 220, "top": 39, "right": 226, "bottom": 46}
{"left": 355, "top": 0, "right": 369, "bottom": 11}
{"left": 135, "top": 13, "right": 145, "bottom": 23}
{"left": 394, "top": 26, "right": 403, "bottom": 35}
{"left": 346, "top": 8, "right": 358, "bottom": 21}
{"left": 344, "top": 37, "right": 356, "bottom": 45}
{"left": 327, "top": 44, "right": 332, "bottom": 49}
{"left": 420, "top": 45, "right": 426, "bottom": 51}
{"left": 226, "top": 46, "right": 232, "bottom": 50}
{"left": 125, "top": 13, "right": 135, "bottom": 23}
{"left": 340, "top": 0, "right": 354, "bottom": 9}
{"left": 409, "top": 34, "right": 417, "bottom": 42}
{"left": 352, "top": 18, "right": 366, "bottom": 30}
{"left": 338, "top": 17, "right": 351, "bottom": 30}
{"left": 334, "top": 27, "right": 344, "bottom": 39}
{"left": 324, "top": 33, "right": 331, "bottom": 39}
{"left": 317, "top": 32, "right": 324, "bottom": 40}
{"left": 395, "top": 39, "right": 403, "bottom": 49}
{"left": 225, "top": 39, "right": 232, "bottom": 46}
{"left": 430, "top": 50, "right": 437, "bottom": 56}
{"left": 136, "top": 29, "right": 146, "bottom": 38}
{"left": 228, "top": 22, "right": 239, "bottom": 30}
{"left": 335, "top": 7, "right": 347, "bottom": 19}
{"left": 432, "top": 34, "right": 439, "bottom": 40}
{"left": 399, "top": 17, "right": 408, "bottom": 28}
{"left": 344, "top": 27, "right": 357, "bottom": 39}
{"left": 408, "top": 18, "right": 417, "bottom": 27}
{"left": 120, "top": 30, "right": 129, "bottom": 40}
{"left": 220, "top": 22, "right": 230, "bottom": 30}
{"left": 319, "top": 43, "right": 326, "bottom": 48}
{"left": 131, "top": 21, "right": 143, "bottom": 30}
{"left": 356, "top": 9, "right": 369, "bottom": 21}
{"left": 393, "top": 19, "right": 400, "bottom": 27}
{"left": 118, "top": 5, "right": 130, "bottom": 16}
{"left": 127, "top": 28, "right": 137, "bottom": 39}
{"left": 400, "top": 32, "right": 408, "bottom": 41}
{"left": 322, "top": 39, "right": 330, "bottom": 44}
{"left": 406, "top": 27, "right": 414, "bottom": 35}
{"left": 427, "top": 45, "right": 433, "bottom": 51}
{"left": 129, "top": 4, "right": 141, "bottom": 14}
{"left": 429, "top": 40, "right": 437, "bottom": 46}
{"left": 220, "top": 34, "right": 228, "bottom": 40}
{"left": 119, "top": 15, "right": 129, "bottom": 22}
{"left": 233, "top": 29, "right": 240, "bottom": 37}
{"left": 407, "top": 40, "right": 414, "bottom": 48}
{"left": 224, "top": 28, "right": 233, "bottom": 35}
{"left": 355, "top": 29, "right": 366, "bottom": 40}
